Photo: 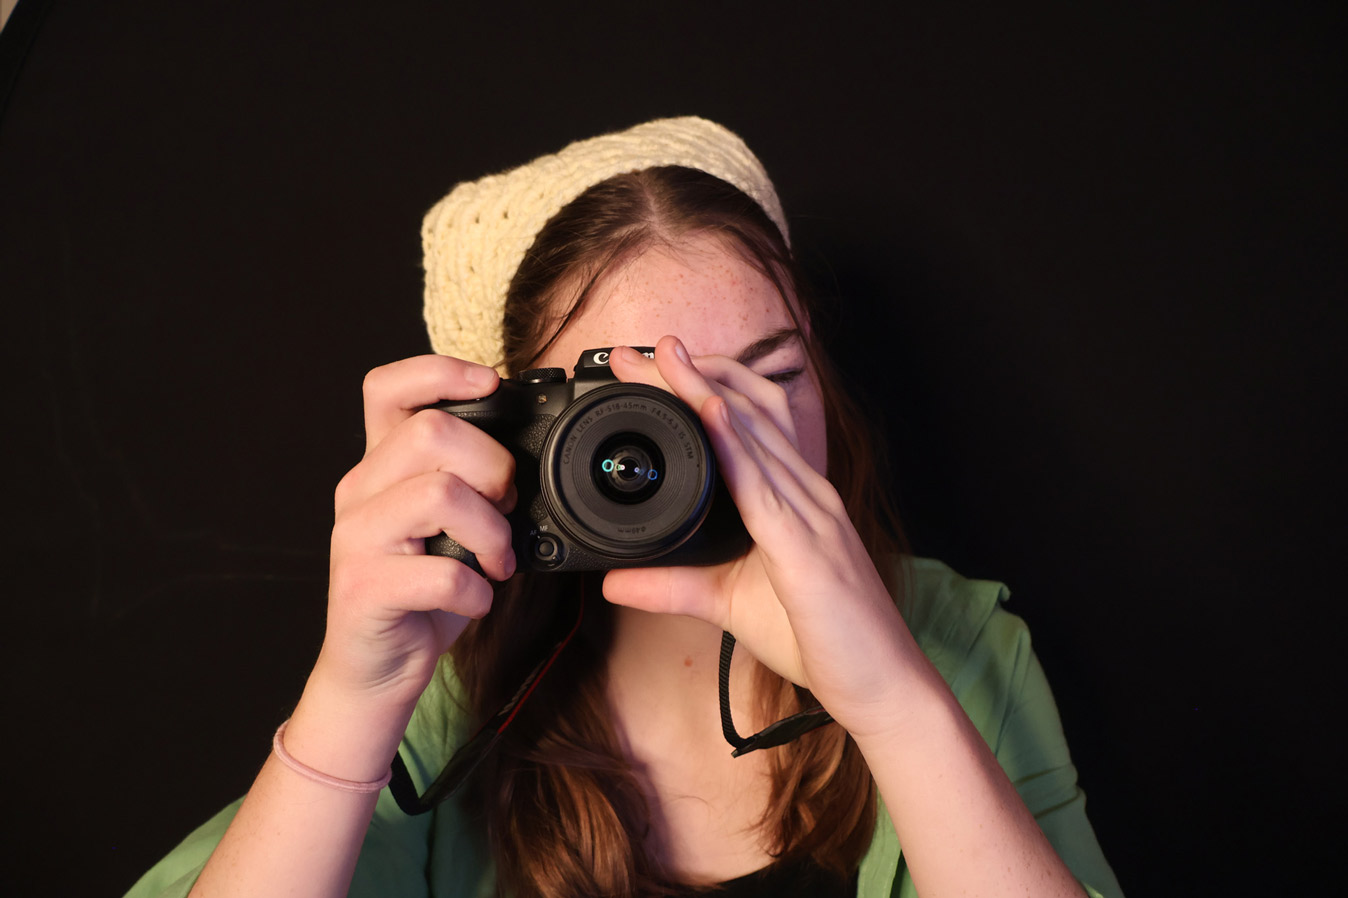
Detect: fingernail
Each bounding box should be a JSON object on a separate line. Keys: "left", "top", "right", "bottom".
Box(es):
{"left": 466, "top": 363, "right": 497, "bottom": 391}
{"left": 504, "top": 550, "right": 517, "bottom": 579}
{"left": 613, "top": 346, "right": 637, "bottom": 362}
{"left": 672, "top": 339, "right": 691, "bottom": 366}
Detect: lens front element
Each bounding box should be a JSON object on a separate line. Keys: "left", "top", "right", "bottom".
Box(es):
{"left": 594, "top": 433, "right": 664, "bottom": 504}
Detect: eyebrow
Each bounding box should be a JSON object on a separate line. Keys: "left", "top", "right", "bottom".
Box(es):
{"left": 735, "top": 327, "right": 803, "bottom": 367}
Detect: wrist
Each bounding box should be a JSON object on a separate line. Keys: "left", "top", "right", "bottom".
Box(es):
{"left": 282, "top": 670, "right": 422, "bottom": 784}
{"left": 845, "top": 658, "right": 976, "bottom": 760}
{"left": 273, "top": 719, "right": 393, "bottom": 792}
{"left": 830, "top": 637, "right": 961, "bottom": 747}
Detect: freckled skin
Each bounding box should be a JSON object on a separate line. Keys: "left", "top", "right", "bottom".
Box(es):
{"left": 543, "top": 239, "right": 779, "bottom": 363}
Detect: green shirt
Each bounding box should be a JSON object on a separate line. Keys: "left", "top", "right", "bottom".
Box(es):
{"left": 125, "top": 558, "right": 1123, "bottom": 897}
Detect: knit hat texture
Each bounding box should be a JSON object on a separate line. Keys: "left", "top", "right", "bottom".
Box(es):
{"left": 421, "top": 116, "right": 788, "bottom": 370}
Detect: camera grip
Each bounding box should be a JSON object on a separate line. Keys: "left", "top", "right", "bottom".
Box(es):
{"left": 425, "top": 533, "right": 484, "bottom": 576}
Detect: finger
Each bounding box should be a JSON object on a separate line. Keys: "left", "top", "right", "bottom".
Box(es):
{"left": 703, "top": 394, "right": 841, "bottom": 541}
{"left": 608, "top": 339, "right": 730, "bottom": 410}
{"left": 607, "top": 343, "right": 673, "bottom": 392}
{"left": 334, "top": 470, "right": 516, "bottom": 581}
{"left": 337, "top": 407, "right": 517, "bottom": 514}
{"left": 331, "top": 553, "right": 496, "bottom": 624}
{"left": 603, "top": 561, "right": 802, "bottom": 685}
{"left": 671, "top": 348, "right": 799, "bottom": 449}
{"left": 715, "top": 387, "right": 825, "bottom": 495}
{"left": 601, "top": 565, "right": 724, "bottom": 626}
{"left": 615, "top": 339, "right": 836, "bottom": 544}
{"left": 616, "top": 338, "right": 799, "bottom": 450}
{"left": 362, "top": 355, "right": 500, "bottom": 453}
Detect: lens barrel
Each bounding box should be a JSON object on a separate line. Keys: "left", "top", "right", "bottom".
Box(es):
{"left": 542, "top": 383, "right": 714, "bottom": 560}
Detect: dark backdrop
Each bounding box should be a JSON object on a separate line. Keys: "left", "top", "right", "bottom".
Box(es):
{"left": 2, "top": 1, "right": 1342, "bottom": 895}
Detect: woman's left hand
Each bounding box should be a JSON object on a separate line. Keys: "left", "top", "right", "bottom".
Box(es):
{"left": 610, "top": 340, "right": 1091, "bottom": 898}
{"left": 605, "top": 337, "right": 918, "bottom": 741}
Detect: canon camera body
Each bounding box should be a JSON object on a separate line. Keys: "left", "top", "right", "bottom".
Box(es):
{"left": 427, "top": 348, "right": 750, "bottom": 573}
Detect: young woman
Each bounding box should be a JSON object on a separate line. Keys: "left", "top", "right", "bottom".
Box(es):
{"left": 127, "top": 117, "right": 1121, "bottom": 898}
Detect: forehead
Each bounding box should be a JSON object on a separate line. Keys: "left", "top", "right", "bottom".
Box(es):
{"left": 537, "top": 232, "right": 795, "bottom": 370}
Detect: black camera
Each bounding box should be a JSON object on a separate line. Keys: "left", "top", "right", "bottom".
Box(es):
{"left": 427, "top": 348, "right": 750, "bottom": 573}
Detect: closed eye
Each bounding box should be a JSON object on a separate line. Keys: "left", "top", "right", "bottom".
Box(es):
{"left": 765, "top": 367, "right": 805, "bottom": 386}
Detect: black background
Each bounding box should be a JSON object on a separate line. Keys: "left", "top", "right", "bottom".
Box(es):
{"left": 1, "top": 1, "right": 1342, "bottom": 895}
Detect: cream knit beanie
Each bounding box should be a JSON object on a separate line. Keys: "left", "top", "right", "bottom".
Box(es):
{"left": 421, "top": 116, "right": 789, "bottom": 370}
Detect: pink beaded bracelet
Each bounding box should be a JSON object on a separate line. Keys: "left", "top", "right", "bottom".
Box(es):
{"left": 272, "top": 719, "right": 393, "bottom": 793}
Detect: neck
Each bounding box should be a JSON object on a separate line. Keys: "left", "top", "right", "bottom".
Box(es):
{"left": 604, "top": 605, "right": 765, "bottom": 757}
{"left": 602, "top": 604, "right": 780, "bottom": 883}
{"left": 607, "top": 605, "right": 725, "bottom": 690}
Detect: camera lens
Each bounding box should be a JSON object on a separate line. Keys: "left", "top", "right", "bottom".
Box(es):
{"left": 542, "top": 383, "right": 716, "bottom": 561}
{"left": 594, "top": 434, "right": 664, "bottom": 504}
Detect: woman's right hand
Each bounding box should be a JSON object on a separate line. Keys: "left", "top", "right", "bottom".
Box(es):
{"left": 188, "top": 355, "right": 517, "bottom": 897}
{"left": 314, "top": 354, "right": 518, "bottom": 719}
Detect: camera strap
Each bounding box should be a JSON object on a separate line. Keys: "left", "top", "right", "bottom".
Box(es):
{"left": 389, "top": 593, "right": 586, "bottom": 816}
{"left": 717, "top": 631, "right": 836, "bottom": 756}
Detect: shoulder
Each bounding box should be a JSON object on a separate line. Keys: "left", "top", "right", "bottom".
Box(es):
{"left": 893, "top": 556, "right": 1038, "bottom": 743}
{"left": 898, "top": 557, "right": 1020, "bottom": 671}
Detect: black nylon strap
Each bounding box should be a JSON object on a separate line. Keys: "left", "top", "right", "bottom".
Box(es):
{"left": 390, "top": 593, "right": 585, "bottom": 815}
{"left": 718, "top": 631, "right": 752, "bottom": 752}
{"left": 717, "top": 631, "right": 836, "bottom": 757}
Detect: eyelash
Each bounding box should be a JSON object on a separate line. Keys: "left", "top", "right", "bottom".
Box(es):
{"left": 765, "top": 367, "right": 805, "bottom": 386}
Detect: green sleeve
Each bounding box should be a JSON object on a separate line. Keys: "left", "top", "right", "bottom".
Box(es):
{"left": 927, "top": 559, "right": 1123, "bottom": 897}
{"left": 121, "top": 798, "right": 243, "bottom": 898}
{"left": 869, "top": 558, "right": 1124, "bottom": 898}
{"left": 966, "top": 604, "right": 1124, "bottom": 897}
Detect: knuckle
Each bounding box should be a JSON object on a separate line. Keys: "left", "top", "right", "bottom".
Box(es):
{"left": 437, "top": 561, "right": 490, "bottom": 617}
{"left": 486, "top": 453, "right": 517, "bottom": 502}
{"left": 328, "top": 508, "right": 361, "bottom": 551}
{"left": 764, "top": 490, "right": 788, "bottom": 516}
{"left": 425, "top": 470, "right": 468, "bottom": 511}
{"left": 814, "top": 504, "right": 852, "bottom": 544}
{"left": 361, "top": 363, "right": 392, "bottom": 403}
{"left": 432, "top": 559, "right": 467, "bottom": 597}
{"left": 819, "top": 487, "right": 849, "bottom": 520}
{"left": 462, "top": 572, "right": 494, "bottom": 616}
{"left": 333, "top": 466, "right": 363, "bottom": 510}
{"left": 423, "top": 411, "right": 516, "bottom": 503}
{"left": 409, "top": 406, "right": 455, "bottom": 447}
{"left": 327, "top": 558, "right": 369, "bottom": 607}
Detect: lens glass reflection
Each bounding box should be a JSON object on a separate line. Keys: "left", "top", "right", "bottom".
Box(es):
{"left": 594, "top": 433, "right": 664, "bottom": 504}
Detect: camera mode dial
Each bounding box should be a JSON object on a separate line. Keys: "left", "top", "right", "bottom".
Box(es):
{"left": 519, "top": 367, "right": 567, "bottom": 384}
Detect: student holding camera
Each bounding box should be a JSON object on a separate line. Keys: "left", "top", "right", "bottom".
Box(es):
{"left": 128, "top": 118, "right": 1121, "bottom": 898}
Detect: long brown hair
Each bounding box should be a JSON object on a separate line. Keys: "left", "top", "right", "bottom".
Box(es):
{"left": 450, "top": 166, "right": 907, "bottom": 897}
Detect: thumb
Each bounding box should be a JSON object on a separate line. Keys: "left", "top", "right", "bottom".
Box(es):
{"left": 602, "top": 565, "right": 722, "bottom": 624}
